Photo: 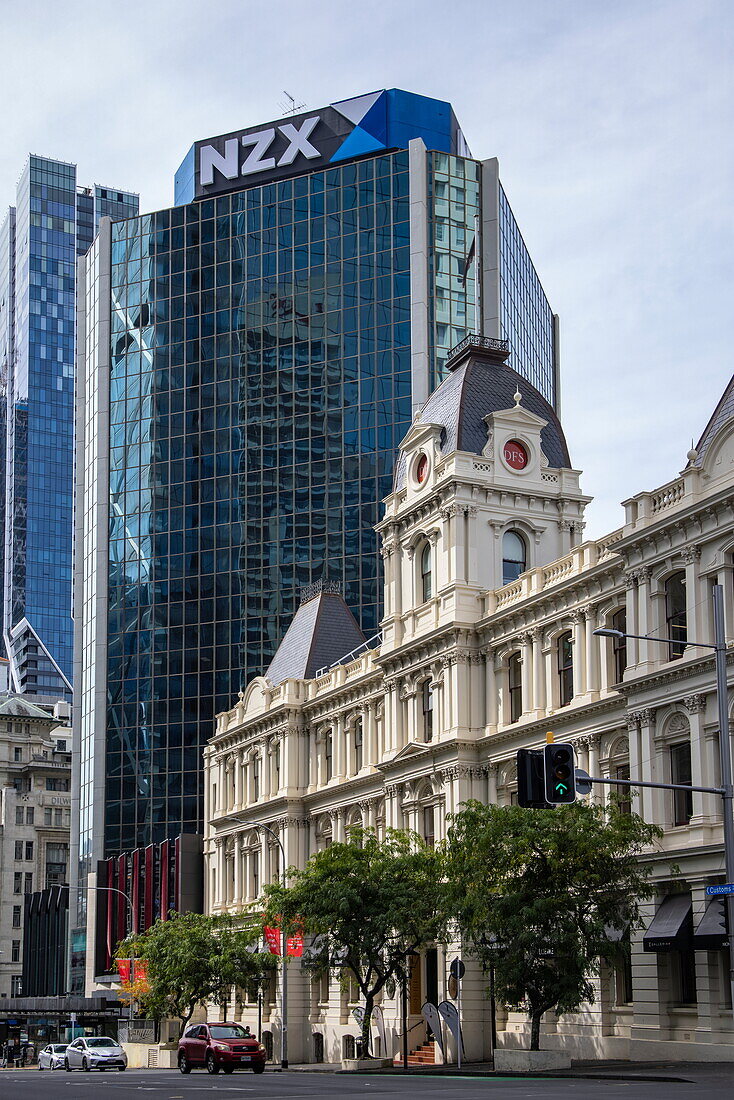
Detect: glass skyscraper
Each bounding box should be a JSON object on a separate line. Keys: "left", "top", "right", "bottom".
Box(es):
{"left": 73, "top": 92, "right": 558, "bottom": 972}
{"left": 0, "top": 156, "right": 138, "bottom": 700}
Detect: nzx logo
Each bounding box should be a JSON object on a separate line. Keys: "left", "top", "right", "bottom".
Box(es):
{"left": 199, "top": 117, "right": 321, "bottom": 187}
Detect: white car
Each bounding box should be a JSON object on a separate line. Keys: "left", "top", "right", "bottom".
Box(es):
{"left": 65, "top": 1036, "right": 127, "bottom": 1071}
{"left": 38, "top": 1044, "right": 68, "bottom": 1070}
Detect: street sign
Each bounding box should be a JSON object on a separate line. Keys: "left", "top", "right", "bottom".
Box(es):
{"left": 450, "top": 957, "right": 465, "bottom": 980}
{"left": 575, "top": 767, "right": 593, "bottom": 796}
{"left": 706, "top": 883, "right": 734, "bottom": 896}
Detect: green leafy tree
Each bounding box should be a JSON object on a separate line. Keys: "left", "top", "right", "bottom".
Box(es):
{"left": 119, "top": 911, "right": 275, "bottom": 1035}
{"left": 445, "top": 799, "right": 661, "bottom": 1050}
{"left": 264, "top": 828, "right": 447, "bottom": 1059}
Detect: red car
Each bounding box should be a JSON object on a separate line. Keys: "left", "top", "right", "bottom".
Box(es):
{"left": 178, "top": 1022, "right": 266, "bottom": 1074}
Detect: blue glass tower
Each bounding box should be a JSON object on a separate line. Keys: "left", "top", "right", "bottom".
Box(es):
{"left": 0, "top": 157, "right": 138, "bottom": 699}
{"left": 73, "top": 89, "right": 559, "bottom": 900}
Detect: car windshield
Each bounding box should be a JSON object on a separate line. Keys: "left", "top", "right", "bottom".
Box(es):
{"left": 209, "top": 1026, "right": 249, "bottom": 1039}
{"left": 52, "top": 1045, "right": 67, "bottom": 1052}
{"left": 86, "top": 1038, "right": 118, "bottom": 1048}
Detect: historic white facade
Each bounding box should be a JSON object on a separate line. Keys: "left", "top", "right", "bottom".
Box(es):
{"left": 204, "top": 337, "right": 734, "bottom": 1062}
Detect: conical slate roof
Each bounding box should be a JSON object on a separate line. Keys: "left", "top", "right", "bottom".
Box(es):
{"left": 264, "top": 584, "right": 367, "bottom": 686}
{"left": 394, "top": 337, "right": 571, "bottom": 489}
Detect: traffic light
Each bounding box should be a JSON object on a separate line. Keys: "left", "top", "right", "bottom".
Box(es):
{"left": 517, "top": 748, "right": 551, "bottom": 808}
{"left": 543, "top": 742, "right": 576, "bottom": 803}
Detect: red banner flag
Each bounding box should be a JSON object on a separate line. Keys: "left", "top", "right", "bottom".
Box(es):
{"left": 263, "top": 926, "right": 282, "bottom": 955}
{"left": 285, "top": 931, "right": 303, "bottom": 957}
{"left": 116, "top": 959, "right": 131, "bottom": 982}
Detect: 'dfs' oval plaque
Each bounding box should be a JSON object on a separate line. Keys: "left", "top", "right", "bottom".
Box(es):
{"left": 504, "top": 439, "right": 528, "bottom": 470}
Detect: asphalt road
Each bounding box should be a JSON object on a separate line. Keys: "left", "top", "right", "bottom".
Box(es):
{"left": 2, "top": 1067, "right": 732, "bottom": 1100}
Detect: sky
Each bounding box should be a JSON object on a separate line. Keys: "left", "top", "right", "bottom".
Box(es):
{"left": 1, "top": 0, "right": 732, "bottom": 537}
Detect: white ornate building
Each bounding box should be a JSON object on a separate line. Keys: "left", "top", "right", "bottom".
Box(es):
{"left": 204, "top": 336, "right": 734, "bottom": 1062}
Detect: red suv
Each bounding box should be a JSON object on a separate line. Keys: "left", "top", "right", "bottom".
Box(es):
{"left": 178, "top": 1022, "right": 266, "bottom": 1074}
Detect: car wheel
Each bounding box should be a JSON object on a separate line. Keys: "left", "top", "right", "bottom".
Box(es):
{"left": 222, "top": 1065, "right": 234, "bottom": 1074}
{"left": 65, "top": 1060, "right": 71, "bottom": 1071}
{"left": 117, "top": 1066, "right": 126, "bottom": 1072}
{"left": 178, "top": 1052, "right": 191, "bottom": 1074}
{"left": 82, "top": 1057, "right": 90, "bottom": 1071}
{"left": 253, "top": 1063, "right": 265, "bottom": 1074}
{"left": 206, "top": 1052, "right": 219, "bottom": 1074}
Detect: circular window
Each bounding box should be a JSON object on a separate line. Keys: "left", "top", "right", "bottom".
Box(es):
{"left": 503, "top": 439, "right": 529, "bottom": 470}
{"left": 415, "top": 453, "right": 429, "bottom": 484}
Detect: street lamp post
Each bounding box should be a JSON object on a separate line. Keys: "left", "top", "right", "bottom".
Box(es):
{"left": 594, "top": 582, "right": 734, "bottom": 1014}
{"left": 230, "top": 818, "right": 288, "bottom": 1069}
{"left": 60, "top": 882, "right": 136, "bottom": 1027}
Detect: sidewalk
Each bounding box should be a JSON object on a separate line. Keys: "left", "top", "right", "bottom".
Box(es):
{"left": 289, "top": 1058, "right": 734, "bottom": 1084}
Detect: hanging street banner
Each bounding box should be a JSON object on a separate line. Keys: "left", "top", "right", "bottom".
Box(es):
{"left": 263, "top": 922, "right": 304, "bottom": 956}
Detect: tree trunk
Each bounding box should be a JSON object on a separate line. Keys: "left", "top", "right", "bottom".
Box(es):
{"left": 361, "top": 992, "right": 374, "bottom": 1058}
{"left": 529, "top": 1009, "right": 543, "bottom": 1051}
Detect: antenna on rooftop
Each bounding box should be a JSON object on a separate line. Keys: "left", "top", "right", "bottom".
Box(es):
{"left": 279, "top": 90, "right": 306, "bottom": 115}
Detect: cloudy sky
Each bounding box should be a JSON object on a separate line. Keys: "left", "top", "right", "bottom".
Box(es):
{"left": 2, "top": 0, "right": 732, "bottom": 536}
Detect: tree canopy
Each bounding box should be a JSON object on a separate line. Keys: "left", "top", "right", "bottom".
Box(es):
{"left": 264, "top": 828, "right": 448, "bottom": 1057}
{"left": 119, "top": 911, "right": 275, "bottom": 1034}
{"left": 445, "top": 799, "right": 661, "bottom": 1049}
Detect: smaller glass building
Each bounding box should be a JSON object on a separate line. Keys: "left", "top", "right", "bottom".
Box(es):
{"left": 0, "top": 157, "right": 138, "bottom": 699}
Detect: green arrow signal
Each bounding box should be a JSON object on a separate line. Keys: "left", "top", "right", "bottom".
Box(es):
{"left": 555, "top": 782, "right": 567, "bottom": 793}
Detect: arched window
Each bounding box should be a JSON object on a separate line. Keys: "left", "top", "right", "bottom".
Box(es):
{"left": 558, "top": 631, "right": 573, "bottom": 706}
{"left": 665, "top": 572, "right": 687, "bottom": 659}
{"left": 420, "top": 542, "right": 433, "bottom": 602}
{"left": 421, "top": 680, "right": 434, "bottom": 742}
{"left": 252, "top": 755, "right": 260, "bottom": 801}
{"left": 671, "top": 739, "right": 693, "bottom": 826}
{"left": 502, "top": 530, "right": 527, "bottom": 585}
{"left": 611, "top": 607, "right": 627, "bottom": 682}
{"left": 508, "top": 651, "right": 522, "bottom": 723}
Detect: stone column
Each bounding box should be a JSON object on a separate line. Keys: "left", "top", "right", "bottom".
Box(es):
{"left": 531, "top": 628, "right": 545, "bottom": 717}
{"left": 385, "top": 784, "right": 401, "bottom": 830}
{"left": 519, "top": 633, "right": 532, "bottom": 718}
{"left": 637, "top": 708, "right": 660, "bottom": 823}
{"left": 571, "top": 610, "right": 586, "bottom": 697}
{"left": 684, "top": 694, "right": 711, "bottom": 823}
{"left": 635, "top": 568, "right": 655, "bottom": 673}
{"left": 309, "top": 732, "right": 317, "bottom": 790}
{"left": 260, "top": 832, "right": 269, "bottom": 888}
{"left": 233, "top": 833, "right": 243, "bottom": 905}
{"left": 234, "top": 752, "right": 244, "bottom": 809}
{"left": 487, "top": 762, "right": 498, "bottom": 805}
{"left": 626, "top": 714, "right": 642, "bottom": 817}
{"left": 585, "top": 605, "right": 599, "bottom": 699}
{"left": 215, "top": 838, "right": 225, "bottom": 909}
{"left": 625, "top": 572, "right": 639, "bottom": 673}
{"left": 588, "top": 735, "right": 601, "bottom": 804}
{"left": 484, "top": 648, "right": 498, "bottom": 730}
{"left": 334, "top": 714, "right": 346, "bottom": 780}
{"left": 683, "top": 546, "right": 703, "bottom": 646}
{"left": 364, "top": 702, "right": 376, "bottom": 767}
{"left": 262, "top": 740, "right": 272, "bottom": 801}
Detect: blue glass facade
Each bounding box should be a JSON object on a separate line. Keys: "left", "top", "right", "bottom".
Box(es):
{"left": 105, "top": 152, "right": 412, "bottom": 851}
{"left": 498, "top": 183, "right": 557, "bottom": 404}
{"left": 0, "top": 157, "right": 137, "bottom": 698}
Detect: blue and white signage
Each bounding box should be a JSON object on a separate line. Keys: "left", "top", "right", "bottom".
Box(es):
{"left": 174, "top": 89, "right": 468, "bottom": 205}
{"left": 706, "top": 883, "right": 734, "bottom": 896}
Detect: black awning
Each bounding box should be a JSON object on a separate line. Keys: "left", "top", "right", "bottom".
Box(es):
{"left": 643, "top": 894, "right": 693, "bottom": 952}
{"left": 693, "top": 899, "right": 729, "bottom": 950}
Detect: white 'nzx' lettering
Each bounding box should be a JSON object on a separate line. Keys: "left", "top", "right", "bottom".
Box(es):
{"left": 200, "top": 116, "right": 322, "bottom": 186}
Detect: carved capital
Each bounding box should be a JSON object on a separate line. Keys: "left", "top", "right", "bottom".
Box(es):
{"left": 682, "top": 545, "right": 701, "bottom": 565}
{"left": 632, "top": 707, "right": 656, "bottom": 726}
{"left": 683, "top": 693, "right": 706, "bottom": 714}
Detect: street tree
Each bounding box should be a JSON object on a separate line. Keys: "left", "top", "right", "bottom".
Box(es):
{"left": 119, "top": 911, "right": 274, "bottom": 1034}
{"left": 445, "top": 799, "right": 662, "bottom": 1050}
{"left": 264, "top": 828, "right": 448, "bottom": 1059}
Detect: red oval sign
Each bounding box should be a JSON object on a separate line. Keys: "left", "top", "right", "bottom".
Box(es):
{"left": 504, "top": 440, "right": 528, "bottom": 470}
{"left": 416, "top": 453, "right": 429, "bottom": 483}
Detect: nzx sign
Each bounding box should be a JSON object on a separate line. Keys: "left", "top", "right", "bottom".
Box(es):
{"left": 193, "top": 106, "right": 355, "bottom": 198}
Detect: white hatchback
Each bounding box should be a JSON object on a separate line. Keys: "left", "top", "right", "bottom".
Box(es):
{"left": 65, "top": 1036, "right": 127, "bottom": 1071}
{"left": 38, "top": 1044, "right": 68, "bottom": 1070}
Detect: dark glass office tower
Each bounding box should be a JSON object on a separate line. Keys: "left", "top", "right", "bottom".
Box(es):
{"left": 73, "top": 91, "right": 559, "bottom": 935}
{"left": 0, "top": 157, "right": 138, "bottom": 700}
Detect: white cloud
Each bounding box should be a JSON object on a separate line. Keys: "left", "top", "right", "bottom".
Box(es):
{"left": 1, "top": 0, "right": 732, "bottom": 537}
